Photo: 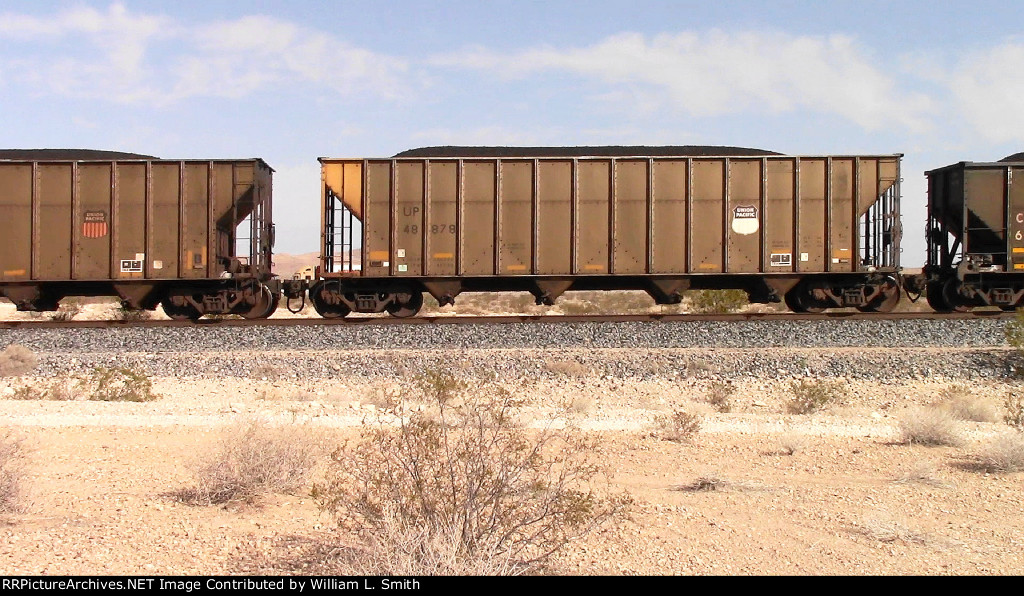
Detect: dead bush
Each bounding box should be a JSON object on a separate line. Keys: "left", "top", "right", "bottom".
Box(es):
{"left": 854, "top": 512, "right": 927, "bottom": 544}
{"left": 0, "top": 431, "right": 26, "bottom": 513}
{"left": 1005, "top": 394, "right": 1024, "bottom": 431}
{"left": 976, "top": 433, "right": 1024, "bottom": 473}
{"left": 655, "top": 409, "right": 702, "bottom": 443}
{"left": 50, "top": 300, "right": 82, "bottom": 322}
{"left": 313, "top": 369, "right": 627, "bottom": 575}
{"left": 785, "top": 379, "right": 844, "bottom": 414}
{"left": 898, "top": 407, "right": 964, "bottom": 447}
{"left": 0, "top": 345, "right": 37, "bottom": 377}
{"left": 705, "top": 381, "right": 736, "bottom": 413}
{"left": 177, "top": 420, "right": 321, "bottom": 505}
{"left": 543, "top": 359, "right": 592, "bottom": 378}
{"left": 937, "top": 384, "right": 999, "bottom": 422}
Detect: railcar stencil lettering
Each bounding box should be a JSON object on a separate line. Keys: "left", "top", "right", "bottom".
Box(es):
{"left": 731, "top": 205, "right": 759, "bottom": 235}
{"left": 82, "top": 211, "right": 108, "bottom": 238}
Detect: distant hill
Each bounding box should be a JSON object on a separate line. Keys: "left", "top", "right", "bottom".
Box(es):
{"left": 272, "top": 252, "right": 319, "bottom": 277}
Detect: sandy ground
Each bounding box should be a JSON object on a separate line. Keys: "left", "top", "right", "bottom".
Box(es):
{"left": 0, "top": 370, "right": 1022, "bottom": 576}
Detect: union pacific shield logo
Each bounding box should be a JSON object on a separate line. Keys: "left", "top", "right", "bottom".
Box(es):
{"left": 83, "top": 210, "right": 108, "bottom": 238}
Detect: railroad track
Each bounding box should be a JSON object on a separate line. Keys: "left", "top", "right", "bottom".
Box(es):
{"left": 0, "top": 309, "right": 1014, "bottom": 329}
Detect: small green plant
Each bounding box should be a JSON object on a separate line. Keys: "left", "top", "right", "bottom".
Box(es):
{"left": 0, "top": 430, "right": 26, "bottom": 513}
{"left": 0, "top": 345, "right": 37, "bottom": 377}
{"left": 688, "top": 290, "right": 748, "bottom": 314}
{"left": 115, "top": 303, "right": 150, "bottom": 321}
{"left": 898, "top": 406, "right": 964, "bottom": 447}
{"left": 1005, "top": 310, "right": 1024, "bottom": 350}
{"left": 88, "top": 366, "right": 157, "bottom": 402}
{"left": 1005, "top": 394, "right": 1024, "bottom": 431}
{"left": 785, "top": 379, "right": 844, "bottom": 414}
{"left": 657, "top": 409, "right": 702, "bottom": 443}
{"left": 313, "top": 368, "right": 627, "bottom": 575}
{"left": 176, "top": 420, "right": 321, "bottom": 505}
{"left": 706, "top": 381, "right": 736, "bottom": 413}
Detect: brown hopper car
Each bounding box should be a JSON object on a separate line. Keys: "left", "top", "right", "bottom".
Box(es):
{"left": 0, "top": 155, "right": 278, "bottom": 320}
{"left": 924, "top": 159, "right": 1024, "bottom": 311}
{"left": 310, "top": 149, "right": 903, "bottom": 317}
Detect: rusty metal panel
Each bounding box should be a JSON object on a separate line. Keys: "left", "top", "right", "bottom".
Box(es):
{"left": 35, "top": 164, "right": 74, "bottom": 280}
{"left": 798, "top": 158, "right": 826, "bottom": 271}
{"left": 364, "top": 161, "right": 392, "bottom": 276}
{"left": 537, "top": 160, "right": 572, "bottom": 274}
{"left": 179, "top": 164, "right": 209, "bottom": 279}
{"left": 764, "top": 158, "right": 795, "bottom": 272}
{"left": 726, "top": 159, "right": 761, "bottom": 273}
{"left": 147, "top": 163, "right": 180, "bottom": 278}
{"left": 73, "top": 163, "right": 112, "bottom": 280}
{"left": 426, "top": 161, "right": 457, "bottom": 276}
{"left": 461, "top": 161, "right": 496, "bottom": 275}
{"left": 651, "top": 160, "right": 687, "bottom": 273}
{"left": 965, "top": 168, "right": 1007, "bottom": 255}
{"left": 1010, "top": 167, "right": 1024, "bottom": 270}
{"left": 576, "top": 160, "right": 610, "bottom": 274}
{"left": 498, "top": 160, "right": 532, "bottom": 274}
{"left": 829, "top": 158, "right": 855, "bottom": 272}
{"left": 613, "top": 159, "right": 647, "bottom": 274}
{"left": 210, "top": 163, "right": 235, "bottom": 278}
{"left": 394, "top": 161, "right": 424, "bottom": 276}
{"left": 114, "top": 163, "right": 147, "bottom": 280}
{"left": 690, "top": 160, "right": 724, "bottom": 272}
{"left": 0, "top": 164, "right": 33, "bottom": 281}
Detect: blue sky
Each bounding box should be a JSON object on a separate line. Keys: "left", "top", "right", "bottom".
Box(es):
{"left": 3, "top": 1, "right": 1024, "bottom": 266}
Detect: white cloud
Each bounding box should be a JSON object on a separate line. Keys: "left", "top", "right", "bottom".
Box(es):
{"left": 947, "top": 42, "right": 1024, "bottom": 143}
{"left": 432, "top": 30, "right": 935, "bottom": 133}
{"left": 0, "top": 3, "right": 408, "bottom": 105}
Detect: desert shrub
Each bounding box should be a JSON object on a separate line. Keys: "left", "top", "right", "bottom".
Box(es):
{"left": 88, "top": 366, "right": 157, "bottom": 402}
{"left": 1005, "top": 310, "right": 1024, "bottom": 351}
{"left": 656, "top": 409, "right": 702, "bottom": 443}
{"left": 313, "top": 368, "right": 627, "bottom": 575}
{"left": 976, "top": 433, "right": 1024, "bottom": 473}
{"left": 115, "top": 303, "right": 150, "bottom": 321}
{"left": 177, "top": 420, "right": 320, "bottom": 505}
{"left": 0, "top": 345, "right": 38, "bottom": 377}
{"left": 854, "top": 512, "right": 927, "bottom": 544}
{"left": 7, "top": 367, "right": 157, "bottom": 402}
{"left": 705, "top": 381, "right": 736, "bottom": 413}
{"left": 785, "top": 379, "right": 844, "bottom": 414}
{"left": 543, "top": 359, "right": 591, "bottom": 378}
{"left": 778, "top": 432, "right": 808, "bottom": 455}
{"left": 1005, "top": 394, "right": 1024, "bottom": 431}
{"left": 251, "top": 363, "right": 284, "bottom": 381}
{"left": 687, "top": 290, "right": 748, "bottom": 314}
{"left": 0, "top": 431, "right": 26, "bottom": 513}
{"left": 937, "top": 384, "right": 999, "bottom": 422}
{"left": 50, "top": 300, "right": 82, "bottom": 322}
{"left": 898, "top": 406, "right": 964, "bottom": 447}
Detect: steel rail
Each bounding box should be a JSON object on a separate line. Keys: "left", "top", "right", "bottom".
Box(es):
{"left": 0, "top": 310, "right": 1013, "bottom": 329}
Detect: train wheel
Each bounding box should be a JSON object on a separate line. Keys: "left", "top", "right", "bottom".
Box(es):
{"left": 161, "top": 299, "right": 201, "bottom": 321}
{"left": 942, "top": 278, "right": 971, "bottom": 313}
{"left": 784, "top": 285, "right": 824, "bottom": 313}
{"left": 242, "top": 286, "right": 277, "bottom": 320}
{"left": 925, "top": 282, "right": 952, "bottom": 312}
{"left": 857, "top": 277, "right": 900, "bottom": 313}
{"left": 386, "top": 288, "right": 423, "bottom": 318}
{"left": 309, "top": 281, "right": 350, "bottom": 319}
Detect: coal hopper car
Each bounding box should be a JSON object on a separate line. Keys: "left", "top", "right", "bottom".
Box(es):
{"left": 0, "top": 151, "right": 278, "bottom": 320}
{"left": 306, "top": 147, "right": 903, "bottom": 317}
